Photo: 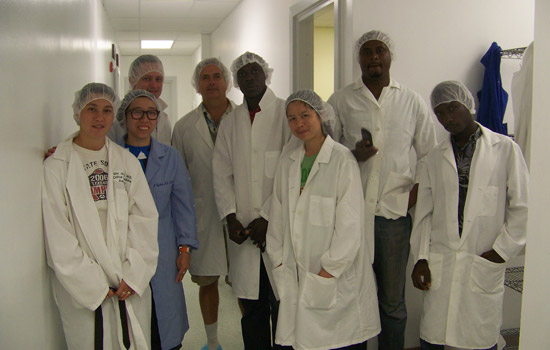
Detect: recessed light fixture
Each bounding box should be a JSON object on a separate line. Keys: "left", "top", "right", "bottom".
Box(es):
{"left": 141, "top": 40, "right": 174, "bottom": 49}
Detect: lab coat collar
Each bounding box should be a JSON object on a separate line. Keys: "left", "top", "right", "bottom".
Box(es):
{"left": 242, "top": 87, "right": 278, "bottom": 112}
{"left": 352, "top": 77, "right": 401, "bottom": 91}
{"left": 289, "top": 135, "right": 335, "bottom": 186}
{"left": 195, "top": 103, "right": 215, "bottom": 149}
{"left": 157, "top": 97, "right": 168, "bottom": 112}
{"left": 145, "top": 137, "right": 165, "bottom": 181}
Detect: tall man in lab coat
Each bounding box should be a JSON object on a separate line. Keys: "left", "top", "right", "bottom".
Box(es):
{"left": 172, "top": 57, "right": 235, "bottom": 350}
{"left": 410, "top": 81, "right": 528, "bottom": 350}
{"left": 212, "top": 52, "right": 296, "bottom": 350}
{"left": 328, "top": 30, "right": 437, "bottom": 350}
{"left": 110, "top": 55, "right": 172, "bottom": 145}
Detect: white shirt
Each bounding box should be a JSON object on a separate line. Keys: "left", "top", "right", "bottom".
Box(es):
{"left": 328, "top": 78, "right": 437, "bottom": 220}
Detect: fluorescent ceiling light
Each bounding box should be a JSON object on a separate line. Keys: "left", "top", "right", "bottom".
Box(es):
{"left": 141, "top": 40, "right": 174, "bottom": 49}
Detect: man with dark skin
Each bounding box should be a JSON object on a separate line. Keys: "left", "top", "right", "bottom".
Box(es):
{"left": 328, "top": 31, "right": 437, "bottom": 350}
{"left": 212, "top": 52, "right": 296, "bottom": 350}
{"left": 410, "top": 81, "right": 528, "bottom": 350}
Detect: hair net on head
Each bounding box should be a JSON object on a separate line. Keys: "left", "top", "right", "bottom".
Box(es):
{"left": 430, "top": 80, "right": 476, "bottom": 114}
{"left": 191, "top": 57, "right": 232, "bottom": 93}
{"left": 115, "top": 90, "right": 160, "bottom": 130}
{"left": 72, "top": 83, "right": 119, "bottom": 125}
{"left": 355, "top": 30, "right": 394, "bottom": 60}
{"left": 230, "top": 51, "right": 273, "bottom": 88}
{"left": 285, "top": 90, "right": 337, "bottom": 138}
{"left": 128, "top": 55, "right": 164, "bottom": 88}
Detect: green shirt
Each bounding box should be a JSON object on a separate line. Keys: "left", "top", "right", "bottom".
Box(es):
{"left": 300, "top": 153, "right": 318, "bottom": 191}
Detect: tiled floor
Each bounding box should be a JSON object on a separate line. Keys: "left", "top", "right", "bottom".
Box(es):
{"left": 181, "top": 274, "right": 244, "bottom": 350}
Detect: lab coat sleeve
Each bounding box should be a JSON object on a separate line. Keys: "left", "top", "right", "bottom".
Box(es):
{"left": 327, "top": 94, "right": 343, "bottom": 143}
{"left": 212, "top": 118, "right": 237, "bottom": 220}
{"left": 410, "top": 158, "right": 433, "bottom": 263}
{"left": 171, "top": 150, "right": 199, "bottom": 249}
{"left": 266, "top": 159, "right": 285, "bottom": 268}
{"left": 122, "top": 160, "right": 159, "bottom": 296}
{"left": 413, "top": 98, "right": 437, "bottom": 182}
{"left": 492, "top": 142, "right": 529, "bottom": 261}
{"left": 320, "top": 158, "right": 362, "bottom": 278}
{"left": 42, "top": 160, "right": 109, "bottom": 311}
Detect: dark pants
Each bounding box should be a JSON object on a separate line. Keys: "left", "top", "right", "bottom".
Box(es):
{"left": 240, "top": 256, "right": 289, "bottom": 350}
{"left": 420, "top": 339, "right": 497, "bottom": 350}
{"left": 372, "top": 215, "right": 412, "bottom": 350}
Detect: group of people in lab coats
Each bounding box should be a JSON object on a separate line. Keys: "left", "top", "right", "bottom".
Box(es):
{"left": 42, "top": 28, "right": 528, "bottom": 350}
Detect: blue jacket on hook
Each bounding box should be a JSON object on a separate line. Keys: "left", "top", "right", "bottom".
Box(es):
{"left": 477, "top": 42, "right": 509, "bottom": 135}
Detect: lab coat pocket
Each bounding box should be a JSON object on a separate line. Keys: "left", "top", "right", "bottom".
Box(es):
{"left": 264, "top": 151, "right": 281, "bottom": 178}
{"left": 309, "top": 195, "right": 336, "bottom": 227}
{"left": 380, "top": 171, "right": 412, "bottom": 217}
{"left": 427, "top": 252, "right": 443, "bottom": 290}
{"left": 477, "top": 186, "right": 499, "bottom": 216}
{"left": 470, "top": 255, "right": 505, "bottom": 294}
{"left": 302, "top": 272, "right": 337, "bottom": 310}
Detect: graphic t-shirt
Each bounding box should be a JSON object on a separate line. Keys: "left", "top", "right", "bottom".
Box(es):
{"left": 73, "top": 143, "right": 109, "bottom": 238}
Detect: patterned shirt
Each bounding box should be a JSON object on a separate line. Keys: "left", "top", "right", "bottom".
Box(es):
{"left": 451, "top": 126, "right": 482, "bottom": 236}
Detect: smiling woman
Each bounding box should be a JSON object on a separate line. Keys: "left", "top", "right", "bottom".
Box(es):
{"left": 42, "top": 83, "right": 159, "bottom": 350}
{"left": 113, "top": 89, "right": 199, "bottom": 350}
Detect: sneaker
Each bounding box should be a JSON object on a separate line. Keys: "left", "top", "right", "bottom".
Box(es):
{"left": 200, "top": 345, "right": 222, "bottom": 350}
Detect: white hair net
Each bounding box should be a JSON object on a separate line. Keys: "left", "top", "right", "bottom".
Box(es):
{"left": 285, "top": 90, "right": 337, "bottom": 138}
{"left": 115, "top": 90, "right": 160, "bottom": 130}
{"left": 355, "top": 30, "right": 394, "bottom": 60}
{"left": 191, "top": 57, "right": 232, "bottom": 93}
{"left": 128, "top": 55, "right": 164, "bottom": 88}
{"left": 230, "top": 51, "right": 273, "bottom": 88}
{"left": 430, "top": 80, "right": 476, "bottom": 114}
{"left": 72, "top": 83, "right": 119, "bottom": 125}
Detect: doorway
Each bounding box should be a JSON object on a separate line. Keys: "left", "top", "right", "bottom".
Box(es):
{"left": 292, "top": 0, "right": 342, "bottom": 101}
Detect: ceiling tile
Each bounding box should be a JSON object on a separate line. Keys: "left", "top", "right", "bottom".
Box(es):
{"left": 140, "top": 1, "right": 194, "bottom": 18}
{"left": 115, "top": 31, "right": 140, "bottom": 40}
{"left": 139, "top": 17, "right": 219, "bottom": 32}
{"left": 110, "top": 17, "right": 140, "bottom": 31}
{"left": 103, "top": 0, "right": 140, "bottom": 18}
{"left": 189, "top": 1, "right": 239, "bottom": 18}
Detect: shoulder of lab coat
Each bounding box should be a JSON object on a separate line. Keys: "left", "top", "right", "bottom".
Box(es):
{"left": 480, "top": 126, "right": 529, "bottom": 261}
{"left": 149, "top": 137, "right": 198, "bottom": 249}
{"left": 317, "top": 136, "right": 364, "bottom": 278}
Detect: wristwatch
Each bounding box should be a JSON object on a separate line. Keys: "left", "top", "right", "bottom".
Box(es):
{"left": 178, "top": 245, "right": 192, "bottom": 254}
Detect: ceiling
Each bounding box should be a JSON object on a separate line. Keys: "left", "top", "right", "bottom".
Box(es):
{"left": 102, "top": 0, "right": 243, "bottom": 56}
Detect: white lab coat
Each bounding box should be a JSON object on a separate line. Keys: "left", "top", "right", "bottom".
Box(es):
{"left": 410, "top": 125, "right": 528, "bottom": 349}
{"left": 42, "top": 134, "right": 159, "bottom": 350}
{"left": 172, "top": 101, "right": 235, "bottom": 276}
{"left": 212, "top": 87, "right": 298, "bottom": 299}
{"left": 267, "top": 136, "right": 380, "bottom": 350}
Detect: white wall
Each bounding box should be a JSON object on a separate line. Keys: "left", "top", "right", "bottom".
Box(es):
{"left": 0, "top": 1, "right": 116, "bottom": 349}
{"left": 210, "top": 0, "right": 302, "bottom": 103}
{"left": 520, "top": 0, "right": 550, "bottom": 347}
{"left": 119, "top": 54, "right": 196, "bottom": 123}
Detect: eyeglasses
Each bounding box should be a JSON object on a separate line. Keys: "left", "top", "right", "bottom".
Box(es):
{"left": 127, "top": 109, "right": 159, "bottom": 120}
